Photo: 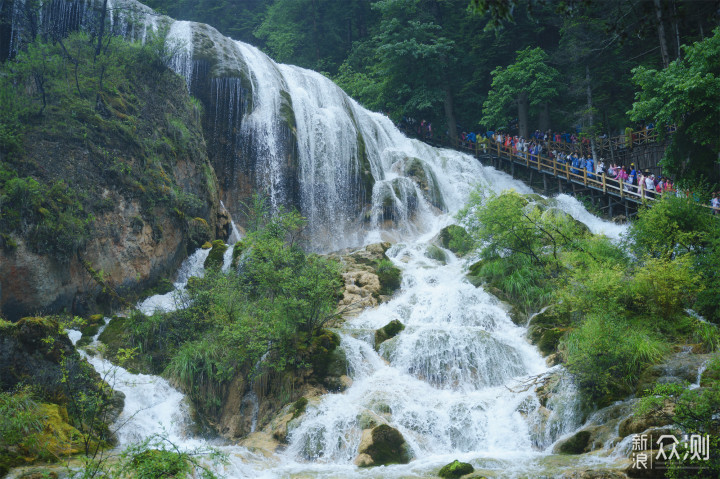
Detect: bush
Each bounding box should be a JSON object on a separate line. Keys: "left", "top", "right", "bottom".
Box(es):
{"left": 561, "top": 314, "right": 668, "bottom": 405}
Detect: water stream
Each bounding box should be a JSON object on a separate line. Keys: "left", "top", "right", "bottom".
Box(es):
{"left": 9, "top": 1, "right": 635, "bottom": 476}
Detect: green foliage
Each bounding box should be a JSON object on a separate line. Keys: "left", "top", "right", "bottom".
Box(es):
{"left": 627, "top": 196, "right": 720, "bottom": 324}
{"left": 627, "top": 196, "right": 717, "bottom": 259}
{"left": 482, "top": 47, "right": 560, "bottom": 132}
{"left": 439, "top": 224, "right": 474, "bottom": 256}
{"left": 0, "top": 387, "right": 45, "bottom": 452}
{"left": 74, "top": 433, "right": 226, "bottom": 479}
{"left": 636, "top": 359, "right": 720, "bottom": 477}
{"left": 629, "top": 27, "right": 720, "bottom": 183}
{"left": 121, "top": 204, "right": 342, "bottom": 418}
{"left": 561, "top": 314, "right": 668, "bottom": 405}
{"left": 0, "top": 29, "right": 210, "bottom": 261}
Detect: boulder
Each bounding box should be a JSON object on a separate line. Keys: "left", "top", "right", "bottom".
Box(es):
{"left": 374, "top": 320, "right": 406, "bottom": 350}
{"left": 438, "top": 459, "right": 475, "bottom": 478}
{"left": 354, "top": 424, "right": 411, "bottom": 467}
{"left": 425, "top": 244, "right": 447, "bottom": 264}
{"left": 553, "top": 430, "right": 592, "bottom": 454}
{"left": 618, "top": 401, "right": 674, "bottom": 438}
{"left": 438, "top": 225, "right": 473, "bottom": 256}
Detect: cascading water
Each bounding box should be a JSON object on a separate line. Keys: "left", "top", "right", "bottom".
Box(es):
{"left": 8, "top": 1, "right": 635, "bottom": 476}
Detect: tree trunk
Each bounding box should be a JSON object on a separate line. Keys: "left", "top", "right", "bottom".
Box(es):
{"left": 539, "top": 102, "right": 549, "bottom": 132}
{"left": 517, "top": 90, "right": 529, "bottom": 139}
{"left": 443, "top": 84, "right": 457, "bottom": 146}
{"left": 654, "top": 0, "right": 670, "bottom": 68}
{"left": 95, "top": 0, "right": 108, "bottom": 59}
{"left": 672, "top": 1, "right": 681, "bottom": 60}
{"left": 586, "top": 65, "right": 598, "bottom": 161}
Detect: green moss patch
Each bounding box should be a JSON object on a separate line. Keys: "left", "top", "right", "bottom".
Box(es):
{"left": 438, "top": 459, "right": 475, "bottom": 478}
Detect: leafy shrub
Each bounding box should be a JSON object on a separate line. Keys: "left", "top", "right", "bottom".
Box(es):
{"left": 561, "top": 314, "right": 668, "bottom": 405}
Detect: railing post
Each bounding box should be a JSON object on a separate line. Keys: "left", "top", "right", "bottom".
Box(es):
{"left": 583, "top": 168, "right": 587, "bottom": 186}
{"left": 553, "top": 156, "right": 557, "bottom": 176}
{"left": 641, "top": 182, "right": 645, "bottom": 200}
{"left": 620, "top": 178, "right": 625, "bottom": 199}
{"left": 602, "top": 173, "right": 606, "bottom": 193}
{"left": 565, "top": 162, "right": 569, "bottom": 180}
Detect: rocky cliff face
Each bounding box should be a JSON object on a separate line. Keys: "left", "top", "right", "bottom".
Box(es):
{"left": 0, "top": 32, "right": 224, "bottom": 320}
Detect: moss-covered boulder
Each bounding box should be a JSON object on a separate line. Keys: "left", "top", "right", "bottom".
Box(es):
{"left": 403, "top": 158, "right": 445, "bottom": 210}
{"left": 425, "top": 244, "right": 447, "bottom": 263}
{"left": 354, "top": 424, "right": 411, "bottom": 467}
{"left": 553, "top": 430, "right": 592, "bottom": 454}
{"left": 527, "top": 307, "right": 572, "bottom": 356}
{"left": 439, "top": 225, "right": 473, "bottom": 256}
{"left": 204, "top": 240, "right": 228, "bottom": 270}
{"left": 376, "top": 260, "right": 402, "bottom": 296}
{"left": 374, "top": 320, "right": 406, "bottom": 350}
{"left": 438, "top": 459, "right": 475, "bottom": 478}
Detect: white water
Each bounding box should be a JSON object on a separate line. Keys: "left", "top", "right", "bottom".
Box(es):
{"left": 19, "top": 2, "right": 633, "bottom": 476}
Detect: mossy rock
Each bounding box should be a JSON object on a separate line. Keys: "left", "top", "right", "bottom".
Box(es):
{"left": 375, "top": 260, "right": 401, "bottom": 296}
{"left": 425, "top": 244, "right": 447, "bottom": 264}
{"left": 438, "top": 459, "right": 475, "bottom": 478}
{"left": 306, "top": 330, "right": 342, "bottom": 377}
{"left": 357, "top": 424, "right": 411, "bottom": 467}
{"left": 292, "top": 397, "right": 308, "bottom": 419}
{"left": 201, "top": 241, "right": 212, "bottom": 249}
{"left": 528, "top": 307, "right": 572, "bottom": 355}
{"left": 203, "top": 240, "right": 228, "bottom": 270}
{"left": 553, "top": 430, "right": 592, "bottom": 454}
{"left": 438, "top": 225, "right": 473, "bottom": 256}
{"left": 374, "top": 320, "right": 405, "bottom": 350}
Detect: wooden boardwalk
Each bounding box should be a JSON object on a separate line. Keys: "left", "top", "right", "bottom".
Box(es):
{"left": 443, "top": 129, "right": 672, "bottom": 217}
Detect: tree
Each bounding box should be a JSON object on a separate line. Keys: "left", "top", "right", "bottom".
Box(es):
{"left": 628, "top": 27, "right": 720, "bottom": 184}
{"left": 481, "top": 46, "right": 559, "bottom": 137}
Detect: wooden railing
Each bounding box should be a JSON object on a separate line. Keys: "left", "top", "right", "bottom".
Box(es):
{"left": 468, "top": 142, "right": 665, "bottom": 204}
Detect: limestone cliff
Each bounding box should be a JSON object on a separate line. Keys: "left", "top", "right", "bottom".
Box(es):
{"left": 0, "top": 34, "right": 224, "bottom": 320}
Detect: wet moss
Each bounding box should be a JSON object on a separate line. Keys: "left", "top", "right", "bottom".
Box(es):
{"left": 438, "top": 459, "right": 475, "bottom": 478}
{"left": 292, "top": 397, "right": 308, "bottom": 419}
{"left": 362, "top": 425, "right": 410, "bottom": 466}
{"left": 425, "top": 244, "right": 447, "bottom": 264}
{"left": 203, "top": 240, "right": 228, "bottom": 270}
{"left": 439, "top": 225, "right": 473, "bottom": 256}
{"left": 374, "top": 320, "right": 405, "bottom": 350}
{"left": 375, "top": 259, "right": 401, "bottom": 296}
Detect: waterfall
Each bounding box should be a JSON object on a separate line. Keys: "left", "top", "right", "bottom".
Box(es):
{"left": 7, "top": 1, "right": 636, "bottom": 476}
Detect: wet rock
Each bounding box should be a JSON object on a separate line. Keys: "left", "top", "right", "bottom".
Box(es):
{"left": 635, "top": 352, "right": 712, "bottom": 394}
{"left": 438, "top": 459, "right": 474, "bottom": 478}
{"left": 438, "top": 225, "right": 473, "bottom": 256}
{"left": 560, "top": 470, "right": 628, "bottom": 479}
{"left": 425, "top": 244, "right": 447, "bottom": 263}
{"left": 618, "top": 401, "right": 674, "bottom": 438}
{"left": 374, "top": 319, "right": 406, "bottom": 350}
{"left": 528, "top": 306, "right": 571, "bottom": 356}
{"left": 553, "top": 430, "right": 593, "bottom": 454}
{"left": 354, "top": 424, "right": 411, "bottom": 467}
{"left": 357, "top": 409, "right": 387, "bottom": 430}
